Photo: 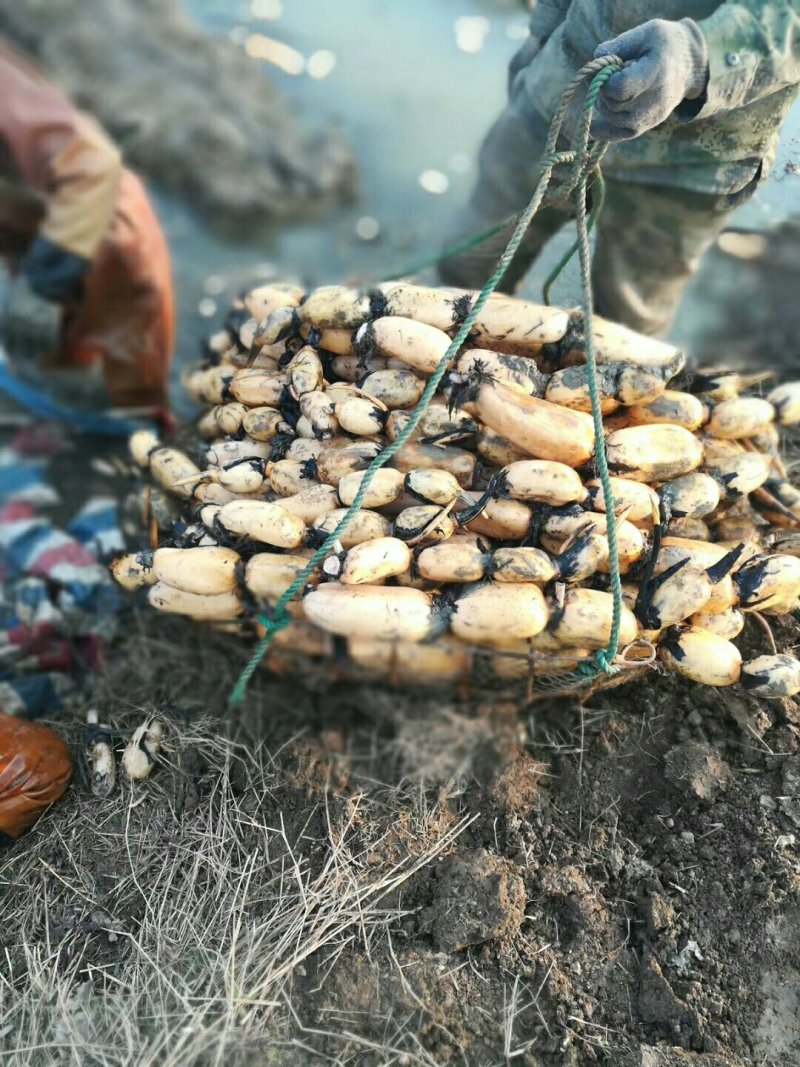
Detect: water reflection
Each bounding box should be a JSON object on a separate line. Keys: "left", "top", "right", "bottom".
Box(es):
{"left": 454, "top": 16, "right": 491, "bottom": 54}
{"left": 243, "top": 33, "right": 305, "bottom": 74}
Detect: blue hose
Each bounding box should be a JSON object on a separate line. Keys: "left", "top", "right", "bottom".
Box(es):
{"left": 0, "top": 362, "right": 145, "bottom": 437}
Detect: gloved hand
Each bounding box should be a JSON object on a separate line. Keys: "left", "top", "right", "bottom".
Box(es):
{"left": 592, "top": 19, "right": 709, "bottom": 143}
{"left": 19, "top": 235, "right": 90, "bottom": 304}
{"left": 507, "top": 33, "right": 545, "bottom": 97}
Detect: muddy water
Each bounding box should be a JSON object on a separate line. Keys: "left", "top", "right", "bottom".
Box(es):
{"left": 170, "top": 0, "right": 800, "bottom": 397}
{"left": 167, "top": 0, "right": 528, "bottom": 392}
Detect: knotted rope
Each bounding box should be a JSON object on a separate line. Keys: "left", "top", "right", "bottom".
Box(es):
{"left": 229, "top": 55, "right": 625, "bottom": 706}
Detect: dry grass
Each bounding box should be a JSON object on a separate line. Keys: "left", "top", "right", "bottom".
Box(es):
{"left": 0, "top": 710, "right": 473, "bottom": 1067}
{"left": 4, "top": 607, "right": 791, "bottom": 1065}
{"left": 1, "top": 610, "right": 658, "bottom": 1067}
{"left": 0, "top": 612, "right": 489, "bottom": 1067}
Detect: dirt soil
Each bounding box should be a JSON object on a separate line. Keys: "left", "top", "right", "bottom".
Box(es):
{"left": 3, "top": 603, "right": 800, "bottom": 1067}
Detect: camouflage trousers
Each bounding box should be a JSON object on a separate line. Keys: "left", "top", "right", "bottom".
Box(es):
{"left": 439, "top": 68, "right": 761, "bottom": 337}
{"left": 440, "top": 168, "right": 759, "bottom": 338}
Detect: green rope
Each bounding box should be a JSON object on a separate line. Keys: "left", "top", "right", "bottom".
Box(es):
{"left": 382, "top": 213, "right": 519, "bottom": 283}
{"left": 562, "top": 60, "right": 624, "bottom": 676}
{"left": 228, "top": 55, "right": 624, "bottom": 706}
{"left": 574, "top": 172, "right": 622, "bottom": 675}
{"left": 542, "top": 169, "right": 606, "bottom": 308}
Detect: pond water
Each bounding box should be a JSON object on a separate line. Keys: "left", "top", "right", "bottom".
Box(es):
{"left": 162, "top": 1, "right": 800, "bottom": 399}
{"left": 166, "top": 1, "right": 528, "bottom": 373}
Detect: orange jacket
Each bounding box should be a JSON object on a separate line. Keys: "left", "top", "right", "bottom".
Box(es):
{"left": 0, "top": 40, "right": 174, "bottom": 410}
{"left": 64, "top": 169, "right": 176, "bottom": 409}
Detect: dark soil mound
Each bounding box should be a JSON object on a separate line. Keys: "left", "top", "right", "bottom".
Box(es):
{"left": 0, "top": 0, "right": 357, "bottom": 232}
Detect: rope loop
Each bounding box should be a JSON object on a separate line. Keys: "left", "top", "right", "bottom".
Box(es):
{"left": 228, "top": 54, "right": 625, "bottom": 706}
{"left": 594, "top": 650, "right": 620, "bottom": 676}
{"left": 258, "top": 608, "right": 292, "bottom": 633}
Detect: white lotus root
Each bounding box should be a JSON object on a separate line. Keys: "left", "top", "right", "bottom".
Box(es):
{"left": 113, "top": 282, "right": 800, "bottom": 695}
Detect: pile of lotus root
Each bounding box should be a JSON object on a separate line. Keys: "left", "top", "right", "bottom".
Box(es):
{"left": 112, "top": 281, "right": 800, "bottom": 700}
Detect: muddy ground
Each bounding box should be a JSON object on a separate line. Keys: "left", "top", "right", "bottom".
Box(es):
{"left": 3, "top": 601, "right": 800, "bottom": 1066}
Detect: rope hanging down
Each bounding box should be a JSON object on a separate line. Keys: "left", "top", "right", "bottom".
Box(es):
{"left": 229, "top": 55, "right": 625, "bottom": 706}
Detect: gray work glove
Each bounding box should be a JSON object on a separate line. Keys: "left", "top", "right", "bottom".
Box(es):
{"left": 20, "top": 236, "right": 90, "bottom": 304}
{"left": 592, "top": 19, "right": 709, "bottom": 143}
{"left": 507, "top": 33, "right": 545, "bottom": 97}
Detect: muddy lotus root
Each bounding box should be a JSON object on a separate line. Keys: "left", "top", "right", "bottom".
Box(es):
{"left": 114, "top": 281, "right": 800, "bottom": 699}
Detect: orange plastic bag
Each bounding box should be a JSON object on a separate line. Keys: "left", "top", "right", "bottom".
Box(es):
{"left": 0, "top": 712, "right": 72, "bottom": 840}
